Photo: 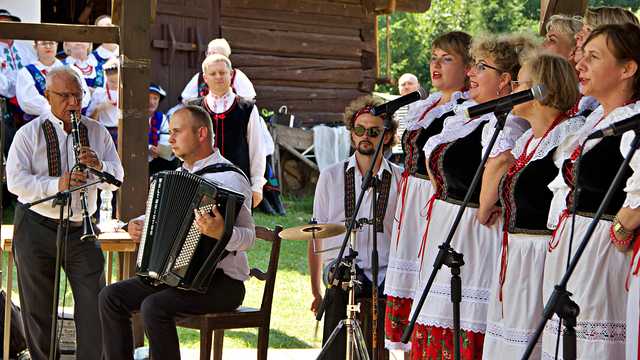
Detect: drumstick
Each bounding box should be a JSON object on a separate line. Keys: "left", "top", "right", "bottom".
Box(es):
{"left": 314, "top": 320, "right": 320, "bottom": 339}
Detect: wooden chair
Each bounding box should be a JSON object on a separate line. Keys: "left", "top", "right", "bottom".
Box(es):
{"left": 177, "top": 225, "right": 283, "bottom": 360}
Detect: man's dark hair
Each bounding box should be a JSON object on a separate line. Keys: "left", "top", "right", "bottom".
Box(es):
{"left": 175, "top": 105, "right": 215, "bottom": 143}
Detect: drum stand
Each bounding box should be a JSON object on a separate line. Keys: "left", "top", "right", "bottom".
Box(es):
{"left": 316, "top": 229, "right": 370, "bottom": 360}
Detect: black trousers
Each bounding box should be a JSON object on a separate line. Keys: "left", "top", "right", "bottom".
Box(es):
{"left": 99, "top": 270, "right": 245, "bottom": 360}
{"left": 12, "top": 205, "right": 105, "bottom": 360}
{"left": 320, "top": 266, "right": 386, "bottom": 360}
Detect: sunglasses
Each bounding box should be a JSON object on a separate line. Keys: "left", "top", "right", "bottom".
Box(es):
{"left": 352, "top": 125, "right": 383, "bottom": 138}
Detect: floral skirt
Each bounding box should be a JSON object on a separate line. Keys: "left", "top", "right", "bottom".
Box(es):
{"left": 411, "top": 324, "right": 485, "bottom": 360}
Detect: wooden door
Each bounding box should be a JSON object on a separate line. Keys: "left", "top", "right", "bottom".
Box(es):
{"left": 150, "top": 0, "right": 221, "bottom": 112}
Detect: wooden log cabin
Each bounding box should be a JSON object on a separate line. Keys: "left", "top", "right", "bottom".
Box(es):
{"left": 150, "top": 0, "right": 432, "bottom": 124}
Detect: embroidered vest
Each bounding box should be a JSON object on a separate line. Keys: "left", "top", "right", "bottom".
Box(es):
{"left": 195, "top": 96, "right": 253, "bottom": 179}
{"left": 499, "top": 150, "right": 557, "bottom": 234}
{"left": 563, "top": 135, "right": 632, "bottom": 219}
{"left": 343, "top": 161, "right": 392, "bottom": 232}
{"left": 41, "top": 119, "right": 90, "bottom": 177}
{"left": 428, "top": 120, "right": 489, "bottom": 207}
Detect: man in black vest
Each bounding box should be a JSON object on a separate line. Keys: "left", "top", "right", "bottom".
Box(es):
{"left": 6, "top": 66, "right": 123, "bottom": 359}
{"left": 99, "top": 105, "right": 255, "bottom": 360}
{"left": 189, "top": 54, "right": 267, "bottom": 207}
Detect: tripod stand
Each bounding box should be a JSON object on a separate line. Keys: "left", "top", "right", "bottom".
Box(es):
{"left": 317, "top": 228, "right": 370, "bottom": 360}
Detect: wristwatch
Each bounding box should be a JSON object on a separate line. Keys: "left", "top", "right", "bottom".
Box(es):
{"left": 612, "top": 216, "right": 633, "bottom": 238}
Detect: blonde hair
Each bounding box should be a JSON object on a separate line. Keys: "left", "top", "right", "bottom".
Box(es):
{"left": 201, "top": 54, "right": 232, "bottom": 73}
{"left": 343, "top": 95, "right": 398, "bottom": 150}
{"left": 207, "top": 38, "right": 232, "bottom": 57}
{"left": 523, "top": 52, "right": 579, "bottom": 112}
{"left": 546, "top": 14, "right": 583, "bottom": 45}
{"left": 470, "top": 33, "right": 538, "bottom": 80}
{"left": 584, "top": 6, "right": 639, "bottom": 28}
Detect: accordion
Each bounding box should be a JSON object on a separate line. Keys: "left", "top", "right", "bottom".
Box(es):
{"left": 136, "top": 170, "right": 245, "bottom": 293}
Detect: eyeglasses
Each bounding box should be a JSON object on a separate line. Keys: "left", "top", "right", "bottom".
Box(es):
{"left": 510, "top": 80, "right": 533, "bottom": 90}
{"left": 352, "top": 125, "right": 383, "bottom": 138}
{"left": 473, "top": 61, "right": 506, "bottom": 74}
{"left": 37, "top": 41, "right": 57, "bottom": 48}
{"left": 49, "top": 90, "right": 84, "bottom": 102}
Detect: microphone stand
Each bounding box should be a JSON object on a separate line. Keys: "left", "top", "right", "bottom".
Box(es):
{"left": 23, "top": 178, "right": 103, "bottom": 360}
{"left": 521, "top": 131, "right": 640, "bottom": 360}
{"left": 401, "top": 107, "right": 513, "bottom": 360}
{"left": 316, "top": 117, "right": 389, "bottom": 360}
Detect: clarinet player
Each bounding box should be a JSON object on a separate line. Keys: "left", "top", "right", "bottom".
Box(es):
{"left": 6, "top": 66, "right": 123, "bottom": 359}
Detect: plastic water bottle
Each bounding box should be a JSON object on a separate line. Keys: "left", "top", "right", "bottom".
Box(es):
{"left": 99, "top": 190, "right": 113, "bottom": 226}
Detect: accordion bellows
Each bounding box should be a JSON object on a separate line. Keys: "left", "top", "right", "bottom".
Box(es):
{"left": 136, "top": 170, "right": 245, "bottom": 293}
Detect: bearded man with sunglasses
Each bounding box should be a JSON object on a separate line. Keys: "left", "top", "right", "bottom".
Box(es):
{"left": 308, "top": 95, "right": 402, "bottom": 359}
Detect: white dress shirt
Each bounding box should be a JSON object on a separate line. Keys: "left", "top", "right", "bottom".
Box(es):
{"left": 6, "top": 113, "right": 124, "bottom": 222}
{"left": 0, "top": 40, "right": 36, "bottom": 98}
{"left": 312, "top": 154, "right": 402, "bottom": 285}
{"left": 181, "top": 68, "right": 256, "bottom": 103}
{"left": 205, "top": 89, "right": 267, "bottom": 193}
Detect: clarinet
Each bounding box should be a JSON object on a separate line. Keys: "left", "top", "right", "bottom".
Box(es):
{"left": 70, "top": 111, "right": 97, "bottom": 241}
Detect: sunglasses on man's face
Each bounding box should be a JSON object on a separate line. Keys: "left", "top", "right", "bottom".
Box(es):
{"left": 352, "top": 125, "right": 384, "bottom": 138}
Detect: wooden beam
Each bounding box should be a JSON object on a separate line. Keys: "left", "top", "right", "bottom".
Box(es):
{"left": 117, "top": 0, "right": 151, "bottom": 223}
{"left": 0, "top": 21, "right": 119, "bottom": 43}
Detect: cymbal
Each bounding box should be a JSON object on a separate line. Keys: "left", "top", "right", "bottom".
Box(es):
{"left": 279, "top": 223, "right": 346, "bottom": 241}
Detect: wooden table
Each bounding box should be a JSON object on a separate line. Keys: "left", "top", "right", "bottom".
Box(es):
{"left": 0, "top": 224, "right": 136, "bottom": 359}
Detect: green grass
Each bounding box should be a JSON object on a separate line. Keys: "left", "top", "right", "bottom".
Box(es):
{"left": 1, "top": 195, "right": 320, "bottom": 350}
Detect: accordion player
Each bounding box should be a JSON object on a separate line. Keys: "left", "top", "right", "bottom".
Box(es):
{"left": 136, "top": 169, "right": 247, "bottom": 293}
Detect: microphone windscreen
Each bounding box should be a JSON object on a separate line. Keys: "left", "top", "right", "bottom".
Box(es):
{"left": 532, "top": 84, "right": 546, "bottom": 101}
{"left": 417, "top": 87, "right": 429, "bottom": 100}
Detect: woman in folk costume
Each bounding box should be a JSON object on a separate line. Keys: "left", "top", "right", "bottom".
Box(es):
{"left": 542, "top": 23, "right": 640, "bottom": 359}
{"left": 63, "top": 41, "right": 105, "bottom": 92}
{"left": 16, "top": 40, "right": 90, "bottom": 118}
{"left": 480, "top": 53, "right": 585, "bottom": 359}
{"left": 92, "top": 15, "right": 119, "bottom": 66}
{"left": 410, "top": 33, "right": 536, "bottom": 360}
{"left": 541, "top": 14, "right": 599, "bottom": 120}
{"left": 180, "top": 38, "right": 255, "bottom": 102}
{"left": 383, "top": 31, "right": 471, "bottom": 352}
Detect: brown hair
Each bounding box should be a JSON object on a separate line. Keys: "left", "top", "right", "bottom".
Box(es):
{"left": 584, "top": 23, "right": 640, "bottom": 100}
{"left": 585, "top": 6, "right": 639, "bottom": 28}
{"left": 175, "top": 105, "right": 215, "bottom": 143}
{"left": 432, "top": 31, "right": 473, "bottom": 66}
{"left": 524, "top": 52, "right": 579, "bottom": 112}
{"left": 343, "top": 95, "right": 398, "bottom": 150}
{"left": 470, "top": 33, "right": 538, "bottom": 81}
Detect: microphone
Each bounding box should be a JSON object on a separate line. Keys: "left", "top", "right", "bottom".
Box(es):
{"left": 371, "top": 87, "right": 429, "bottom": 117}
{"left": 78, "top": 164, "right": 122, "bottom": 187}
{"left": 587, "top": 112, "right": 640, "bottom": 140}
{"left": 464, "top": 84, "right": 546, "bottom": 119}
